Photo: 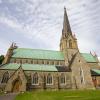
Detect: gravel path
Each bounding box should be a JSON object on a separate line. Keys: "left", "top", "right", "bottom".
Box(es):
{"left": 0, "top": 93, "right": 18, "bottom": 100}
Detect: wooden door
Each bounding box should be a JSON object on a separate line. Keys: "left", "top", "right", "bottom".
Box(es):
{"left": 12, "top": 79, "right": 21, "bottom": 92}
{"left": 92, "top": 77, "right": 97, "bottom": 87}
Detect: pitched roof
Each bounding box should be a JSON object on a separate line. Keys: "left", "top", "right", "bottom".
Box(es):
{"left": 11, "top": 48, "right": 97, "bottom": 63}
{"left": 12, "top": 48, "right": 64, "bottom": 60}
{"left": 0, "top": 63, "right": 68, "bottom": 72}
{"left": 81, "top": 53, "right": 97, "bottom": 62}
{"left": 91, "top": 69, "right": 100, "bottom": 76}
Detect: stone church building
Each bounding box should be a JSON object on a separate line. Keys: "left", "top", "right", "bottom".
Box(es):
{"left": 0, "top": 8, "right": 100, "bottom": 92}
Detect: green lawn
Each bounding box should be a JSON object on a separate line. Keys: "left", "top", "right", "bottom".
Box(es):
{"left": 15, "top": 90, "right": 100, "bottom": 100}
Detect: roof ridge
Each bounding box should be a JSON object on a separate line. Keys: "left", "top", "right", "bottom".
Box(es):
{"left": 6, "top": 63, "right": 56, "bottom": 66}
{"left": 16, "top": 48, "right": 62, "bottom": 52}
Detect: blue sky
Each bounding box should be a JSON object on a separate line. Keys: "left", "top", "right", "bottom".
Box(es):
{"left": 0, "top": 0, "right": 100, "bottom": 56}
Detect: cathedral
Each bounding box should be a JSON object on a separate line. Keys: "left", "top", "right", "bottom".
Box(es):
{"left": 0, "top": 7, "right": 100, "bottom": 92}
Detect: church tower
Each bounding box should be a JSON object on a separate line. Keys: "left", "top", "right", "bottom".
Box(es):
{"left": 60, "top": 7, "right": 79, "bottom": 66}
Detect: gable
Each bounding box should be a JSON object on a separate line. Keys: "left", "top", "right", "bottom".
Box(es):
{"left": 5, "top": 65, "right": 27, "bottom": 92}
{"left": 12, "top": 48, "right": 64, "bottom": 60}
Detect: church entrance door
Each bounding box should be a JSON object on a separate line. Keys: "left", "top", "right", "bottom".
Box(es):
{"left": 12, "top": 79, "right": 21, "bottom": 92}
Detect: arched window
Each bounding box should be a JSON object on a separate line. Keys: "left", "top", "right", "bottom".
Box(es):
{"left": 1, "top": 71, "right": 9, "bottom": 83}
{"left": 69, "top": 40, "right": 72, "bottom": 48}
{"left": 80, "top": 67, "right": 85, "bottom": 84}
{"left": 60, "top": 73, "right": 66, "bottom": 85}
{"left": 32, "top": 73, "right": 38, "bottom": 85}
{"left": 46, "top": 73, "right": 53, "bottom": 85}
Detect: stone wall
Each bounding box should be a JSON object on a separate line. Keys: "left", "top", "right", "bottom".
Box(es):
{"left": 0, "top": 69, "right": 72, "bottom": 92}
{"left": 71, "top": 52, "right": 95, "bottom": 89}
{"left": 25, "top": 71, "right": 72, "bottom": 90}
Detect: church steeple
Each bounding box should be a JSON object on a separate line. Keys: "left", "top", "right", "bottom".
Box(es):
{"left": 60, "top": 7, "right": 78, "bottom": 66}
{"left": 60, "top": 7, "right": 78, "bottom": 51}
{"left": 62, "top": 7, "right": 72, "bottom": 37}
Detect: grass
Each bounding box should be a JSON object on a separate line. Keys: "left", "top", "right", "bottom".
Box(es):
{"left": 15, "top": 90, "right": 100, "bottom": 100}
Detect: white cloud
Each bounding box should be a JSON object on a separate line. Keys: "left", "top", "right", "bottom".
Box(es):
{"left": 0, "top": 0, "right": 100, "bottom": 57}
{"left": 0, "top": 16, "right": 21, "bottom": 29}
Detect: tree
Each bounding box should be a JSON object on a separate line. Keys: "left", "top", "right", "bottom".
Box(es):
{"left": 0, "top": 55, "right": 4, "bottom": 64}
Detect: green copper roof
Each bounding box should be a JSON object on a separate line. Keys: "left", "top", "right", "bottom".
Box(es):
{"left": 12, "top": 48, "right": 64, "bottom": 60}
{"left": 12, "top": 48, "right": 97, "bottom": 62}
{"left": 91, "top": 69, "right": 100, "bottom": 75}
{"left": 81, "top": 53, "right": 97, "bottom": 62}
{"left": 0, "top": 63, "right": 58, "bottom": 71}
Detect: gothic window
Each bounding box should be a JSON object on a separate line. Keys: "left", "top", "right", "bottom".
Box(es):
{"left": 1, "top": 71, "right": 9, "bottom": 83}
{"left": 46, "top": 73, "right": 53, "bottom": 85}
{"left": 60, "top": 73, "right": 66, "bottom": 85}
{"left": 32, "top": 73, "right": 39, "bottom": 85}
{"left": 80, "top": 67, "right": 85, "bottom": 84}
{"left": 69, "top": 40, "right": 72, "bottom": 48}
